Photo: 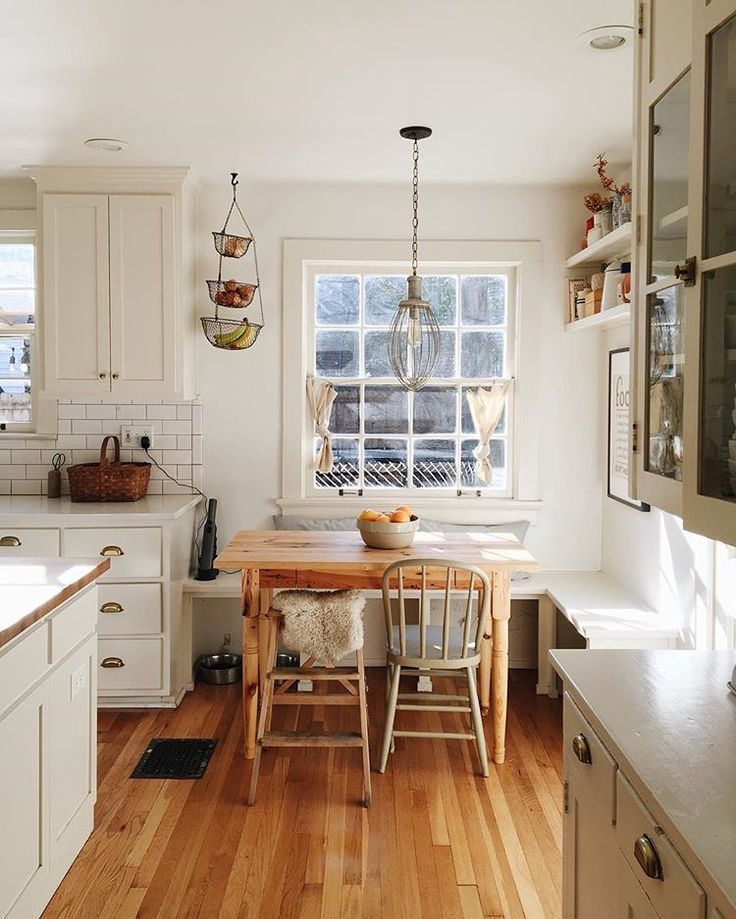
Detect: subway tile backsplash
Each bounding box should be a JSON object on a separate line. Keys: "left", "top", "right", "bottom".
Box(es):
{"left": 0, "top": 398, "right": 203, "bottom": 496}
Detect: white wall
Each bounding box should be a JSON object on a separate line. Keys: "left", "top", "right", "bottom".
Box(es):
{"left": 601, "top": 323, "right": 716, "bottom": 647}
{"left": 195, "top": 179, "right": 603, "bottom": 571}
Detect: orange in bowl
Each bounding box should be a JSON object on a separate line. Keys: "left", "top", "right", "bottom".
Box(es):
{"left": 358, "top": 509, "right": 380, "bottom": 522}
{"left": 390, "top": 510, "right": 411, "bottom": 523}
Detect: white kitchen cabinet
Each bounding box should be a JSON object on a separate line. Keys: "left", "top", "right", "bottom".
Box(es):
{"left": 0, "top": 681, "right": 48, "bottom": 919}
{"left": 30, "top": 167, "right": 196, "bottom": 401}
{"left": 553, "top": 650, "right": 735, "bottom": 919}
{"left": 0, "top": 578, "right": 99, "bottom": 919}
{"left": 562, "top": 693, "right": 618, "bottom": 919}
{"left": 0, "top": 495, "right": 200, "bottom": 707}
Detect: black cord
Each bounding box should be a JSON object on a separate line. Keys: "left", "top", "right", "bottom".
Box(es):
{"left": 143, "top": 444, "right": 210, "bottom": 554}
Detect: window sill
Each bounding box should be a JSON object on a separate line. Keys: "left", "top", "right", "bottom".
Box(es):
{"left": 277, "top": 496, "right": 543, "bottom": 524}
{"left": 0, "top": 432, "right": 57, "bottom": 442}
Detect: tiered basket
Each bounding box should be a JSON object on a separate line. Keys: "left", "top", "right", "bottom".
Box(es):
{"left": 201, "top": 174, "right": 264, "bottom": 350}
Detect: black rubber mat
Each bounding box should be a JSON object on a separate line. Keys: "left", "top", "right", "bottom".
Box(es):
{"left": 130, "top": 738, "right": 218, "bottom": 779}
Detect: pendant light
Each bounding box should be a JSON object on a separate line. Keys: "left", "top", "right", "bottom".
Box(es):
{"left": 388, "top": 126, "right": 441, "bottom": 391}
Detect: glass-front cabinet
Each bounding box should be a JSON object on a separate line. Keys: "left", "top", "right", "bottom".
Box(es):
{"left": 633, "top": 0, "right": 692, "bottom": 516}
{"left": 682, "top": 0, "right": 736, "bottom": 543}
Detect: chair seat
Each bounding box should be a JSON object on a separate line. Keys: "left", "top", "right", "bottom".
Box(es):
{"left": 390, "top": 624, "right": 478, "bottom": 661}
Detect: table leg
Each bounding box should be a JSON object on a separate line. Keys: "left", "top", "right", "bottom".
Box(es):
{"left": 258, "top": 588, "right": 273, "bottom": 690}
{"left": 241, "top": 569, "right": 260, "bottom": 760}
{"left": 491, "top": 571, "right": 511, "bottom": 765}
{"left": 479, "top": 584, "right": 491, "bottom": 716}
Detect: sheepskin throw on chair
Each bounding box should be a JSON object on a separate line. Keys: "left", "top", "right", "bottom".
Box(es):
{"left": 270, "top": 590, "right": 365, "bottom": 665}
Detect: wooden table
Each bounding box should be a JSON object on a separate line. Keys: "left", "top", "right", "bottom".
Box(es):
{"left": 215, "top": 529, "right": 538, "bottom": 765}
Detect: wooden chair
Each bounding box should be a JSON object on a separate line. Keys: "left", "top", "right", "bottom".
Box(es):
{"left": 378, "top": 559, "right": 492, "bottom": 777}
{"left": 248, "top": 600, "right": 371, "bottom": 807}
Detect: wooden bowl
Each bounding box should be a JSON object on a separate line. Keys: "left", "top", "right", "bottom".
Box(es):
{"left": 356, "top": 515, "right": 420, "bottom": 549}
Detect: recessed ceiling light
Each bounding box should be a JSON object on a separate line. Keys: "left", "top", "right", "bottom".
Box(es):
{"left": 83, "top": 137, "right": 130, "bottom": 152}
{"left": 577, "top": 26, "right": 634, "bottom": 52}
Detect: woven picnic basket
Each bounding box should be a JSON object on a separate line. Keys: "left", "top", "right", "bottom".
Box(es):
{"left": 67, "top": 435, "right": 151, "bottom": 502}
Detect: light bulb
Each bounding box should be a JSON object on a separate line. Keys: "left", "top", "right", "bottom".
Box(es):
{"left": 408, "top": 310, "right": 421, "bottom": 349}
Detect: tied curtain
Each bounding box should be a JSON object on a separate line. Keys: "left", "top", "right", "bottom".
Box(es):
{"left": 306, "top": 376, "right": 338, "bottom": 473}
{"left": 466, "top": 381, "right": 510, "bottom": 484}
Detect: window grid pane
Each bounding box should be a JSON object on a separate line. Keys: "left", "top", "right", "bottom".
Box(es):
{"left": 313, "top": 270, "right": 511, "bottom": 492}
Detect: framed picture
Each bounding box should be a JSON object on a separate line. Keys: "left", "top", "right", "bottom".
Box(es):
{"left": 608, "top": 348, "right": 650, "bottom": 511}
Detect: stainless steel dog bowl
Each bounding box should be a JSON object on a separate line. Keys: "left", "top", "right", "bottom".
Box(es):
{"left": 196, "top": 652, "right": 242, "bottom": 685}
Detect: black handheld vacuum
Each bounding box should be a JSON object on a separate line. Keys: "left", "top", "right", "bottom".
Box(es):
{"left": 195, "top": 498, "right": 219, "bottom": 580}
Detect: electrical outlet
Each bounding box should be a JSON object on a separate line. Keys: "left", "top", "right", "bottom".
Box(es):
{"left": 121, "top": 426, "right": 154, "bottom": 449}
{"left": 222, "top": 632, "right": 231, "bottom": 649}
{"left": 70, "top": 663, "right": 88, "bottom": 700}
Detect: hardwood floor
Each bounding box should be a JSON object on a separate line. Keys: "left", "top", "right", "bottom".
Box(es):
{"left": 42, "top": 669, "right": 562, "bottom": 919}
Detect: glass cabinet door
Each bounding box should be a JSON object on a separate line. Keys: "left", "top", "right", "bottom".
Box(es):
{"left": 635, "top": 65, "right": 691, "bottom": 513}
{"left": 683, "top": 1, "right": 736, "bottom": 543}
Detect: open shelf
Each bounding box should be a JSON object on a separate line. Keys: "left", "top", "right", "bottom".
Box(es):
{"left": 565, "top": 304, "right": 630, "bottom": 333}
{"left": 565, "top": 222, "right": 632, "bottom": 269}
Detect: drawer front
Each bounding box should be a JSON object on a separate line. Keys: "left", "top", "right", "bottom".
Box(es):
{"left": 50, "top": 586, "right": 97, "bottom": 663}
{"left": 64, "top": 527, "right": 162, "bottom": 578}
{"left": 97, "top": 583, "right": 162, "bottom": 636}
{"left": 563, "top": 692, "right": 617, "bottom": 816}
{"left": 616, "top": 772, "right": 705, "bottom": 919}
{"left": 0, "top": 623, "right": 48, "bottom": 714}
{"left": 0, "top": 528, "right": 60, "bottom": 556}
{"left": 98, "top": 638, "right": 163, "bottom": 692}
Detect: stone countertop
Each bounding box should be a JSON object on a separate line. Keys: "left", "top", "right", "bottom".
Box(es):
{"left": 0, "top": 556, "right": 110, "bottom": 649}
{"left": 0, "top": 494, "right": 201, "bottom": 525}
{"left": 551, "top": 649, "right": 736, "bottom": 911}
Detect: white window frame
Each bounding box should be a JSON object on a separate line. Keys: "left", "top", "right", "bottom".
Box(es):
{"left": 282, "top": 239, "right": 543, "bottom": 521}
{"left": 0, "top": 211, "right": 56, "bottom": 438}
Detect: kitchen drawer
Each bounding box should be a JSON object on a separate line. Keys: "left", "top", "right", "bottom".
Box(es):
{"left": 98, "top": 637, "right": 163, "bottom": 692}
{"left": 563, "top": 692, "right": 617, "bottom": 816}
{"left": 0, "top": 622, "right": 48, "bottom": 714}
{"left": 64, "top": 527, "right": 162, "bottom": 578}
{"left": 0, "top": 528, "right": 60, "bottom": 556}
{"left": 97, "top": 583, "right": 162, "bottom": 635}
{"left": 50, "top": 586, "right": 97, "bottom": 662}
{"left": 616, "top": 772, "right": 705, "bottom": 919}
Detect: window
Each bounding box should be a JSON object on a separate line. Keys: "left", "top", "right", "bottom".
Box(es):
{"left": 0, "top": 236, "right": 35, "bottom": 429}
{"left": 309, "top": 267, "right": 516, "bottom": 495}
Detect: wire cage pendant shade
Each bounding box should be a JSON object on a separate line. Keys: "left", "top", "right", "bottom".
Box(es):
{"left": 387, "top": 126, "right": 441, "bottom": 391}
{"left": 388, "top": 275, "right": 441, "bottom": 391}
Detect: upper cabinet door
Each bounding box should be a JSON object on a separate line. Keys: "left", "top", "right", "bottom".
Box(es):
{"left": 683, "top": 0, "right": 736, "bottom": 543}
{"left": 42, "top": 194, "right": 111, "bottom": 395}
{"left": 108, "top": 195, "right": 177, "bottom": 398}
{"left": 634, "top": 0, "right": 693, "bottom": 516}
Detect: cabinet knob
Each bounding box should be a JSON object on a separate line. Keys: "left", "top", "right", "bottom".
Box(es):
{"left": 101, "top": 657, "right": 125, "bottom": 669}
{"left": 572, "top": 733, "right": 592, "bottom": 765}
{"left": 100, "top": 601, "right": 124, "bottom": 614}
{"left": 99, "top": 372, "right": 107, "bottom": 379}
{"left": 674, "top": 256, "right": 696, "bottom": 287}
{"left": 100, "top": 545, "right": 124, "bottom": 557}
{"left": 634, "top": 834, "right": 663, "bottom": 880}
{"left": 0, "top": 535, "right": 21, "bottom": 547}
{"left": 112, "top": 372, "right": 119, "bottom": 380}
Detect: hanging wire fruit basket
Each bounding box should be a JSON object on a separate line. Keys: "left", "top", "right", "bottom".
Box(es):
{"left": 201, "top": 173, "right": 265, "bottom": 351}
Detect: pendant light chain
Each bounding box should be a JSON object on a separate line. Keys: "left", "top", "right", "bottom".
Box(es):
{"left": 411, "top": 138, "right": 420, "bottom": 277}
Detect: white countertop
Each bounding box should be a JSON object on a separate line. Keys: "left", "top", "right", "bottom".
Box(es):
{"left": 551, "top": 649, "right": 736, "bottom": 910}
{"left": 0, "top": 494, "right": 201, "bottom": 524}
{"left": 0, "top": 556, "right": 109, "bottom": 649}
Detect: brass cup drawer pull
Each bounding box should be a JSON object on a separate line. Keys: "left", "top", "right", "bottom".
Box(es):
{"left": 0, "top": 535, "right": 22, "bottom": 547}
{"left": 100, "top": 601, "right": 124, "bottom": 614}
{"left": 101, "top": 657, "right": 125, "bottom": 669}
{"left": 634, "top": 834, "right": 663, "bottom": 880}
{"left": 572, "top": 732, "right": 592, "bottom": 765}
{"left": 100, "top": 545, "right": 124, "bottom": 557}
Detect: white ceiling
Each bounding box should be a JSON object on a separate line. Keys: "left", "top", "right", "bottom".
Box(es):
{"left": 0, "top": 0, "right": 635, "bottom": 184}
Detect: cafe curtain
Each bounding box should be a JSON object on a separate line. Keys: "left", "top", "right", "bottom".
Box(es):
{"left": 306, "top": 376, "right": 338, "bottom": 473}
{"left": 466, "top": 381, "right": 510, "bottom": 484}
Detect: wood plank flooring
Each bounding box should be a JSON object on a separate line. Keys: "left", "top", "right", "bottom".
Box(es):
{"left": 42, "top": 669, "right": 562, "bottom": 919}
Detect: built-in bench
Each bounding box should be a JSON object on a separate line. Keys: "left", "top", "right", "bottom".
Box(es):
{"left": 183, "top": 570, "right": 679, "bottom": 698}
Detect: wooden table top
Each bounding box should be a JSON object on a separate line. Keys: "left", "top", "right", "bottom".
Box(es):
{"left": 215, "top": 529, "right": 538, "bottom": 574}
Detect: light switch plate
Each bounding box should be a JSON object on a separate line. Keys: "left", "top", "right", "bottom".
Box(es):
{"left": 121, "top": 426, "right": 154, "bottom": 449}
{"left": 70, "top": 663, "right": 88, "bottom": 700}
